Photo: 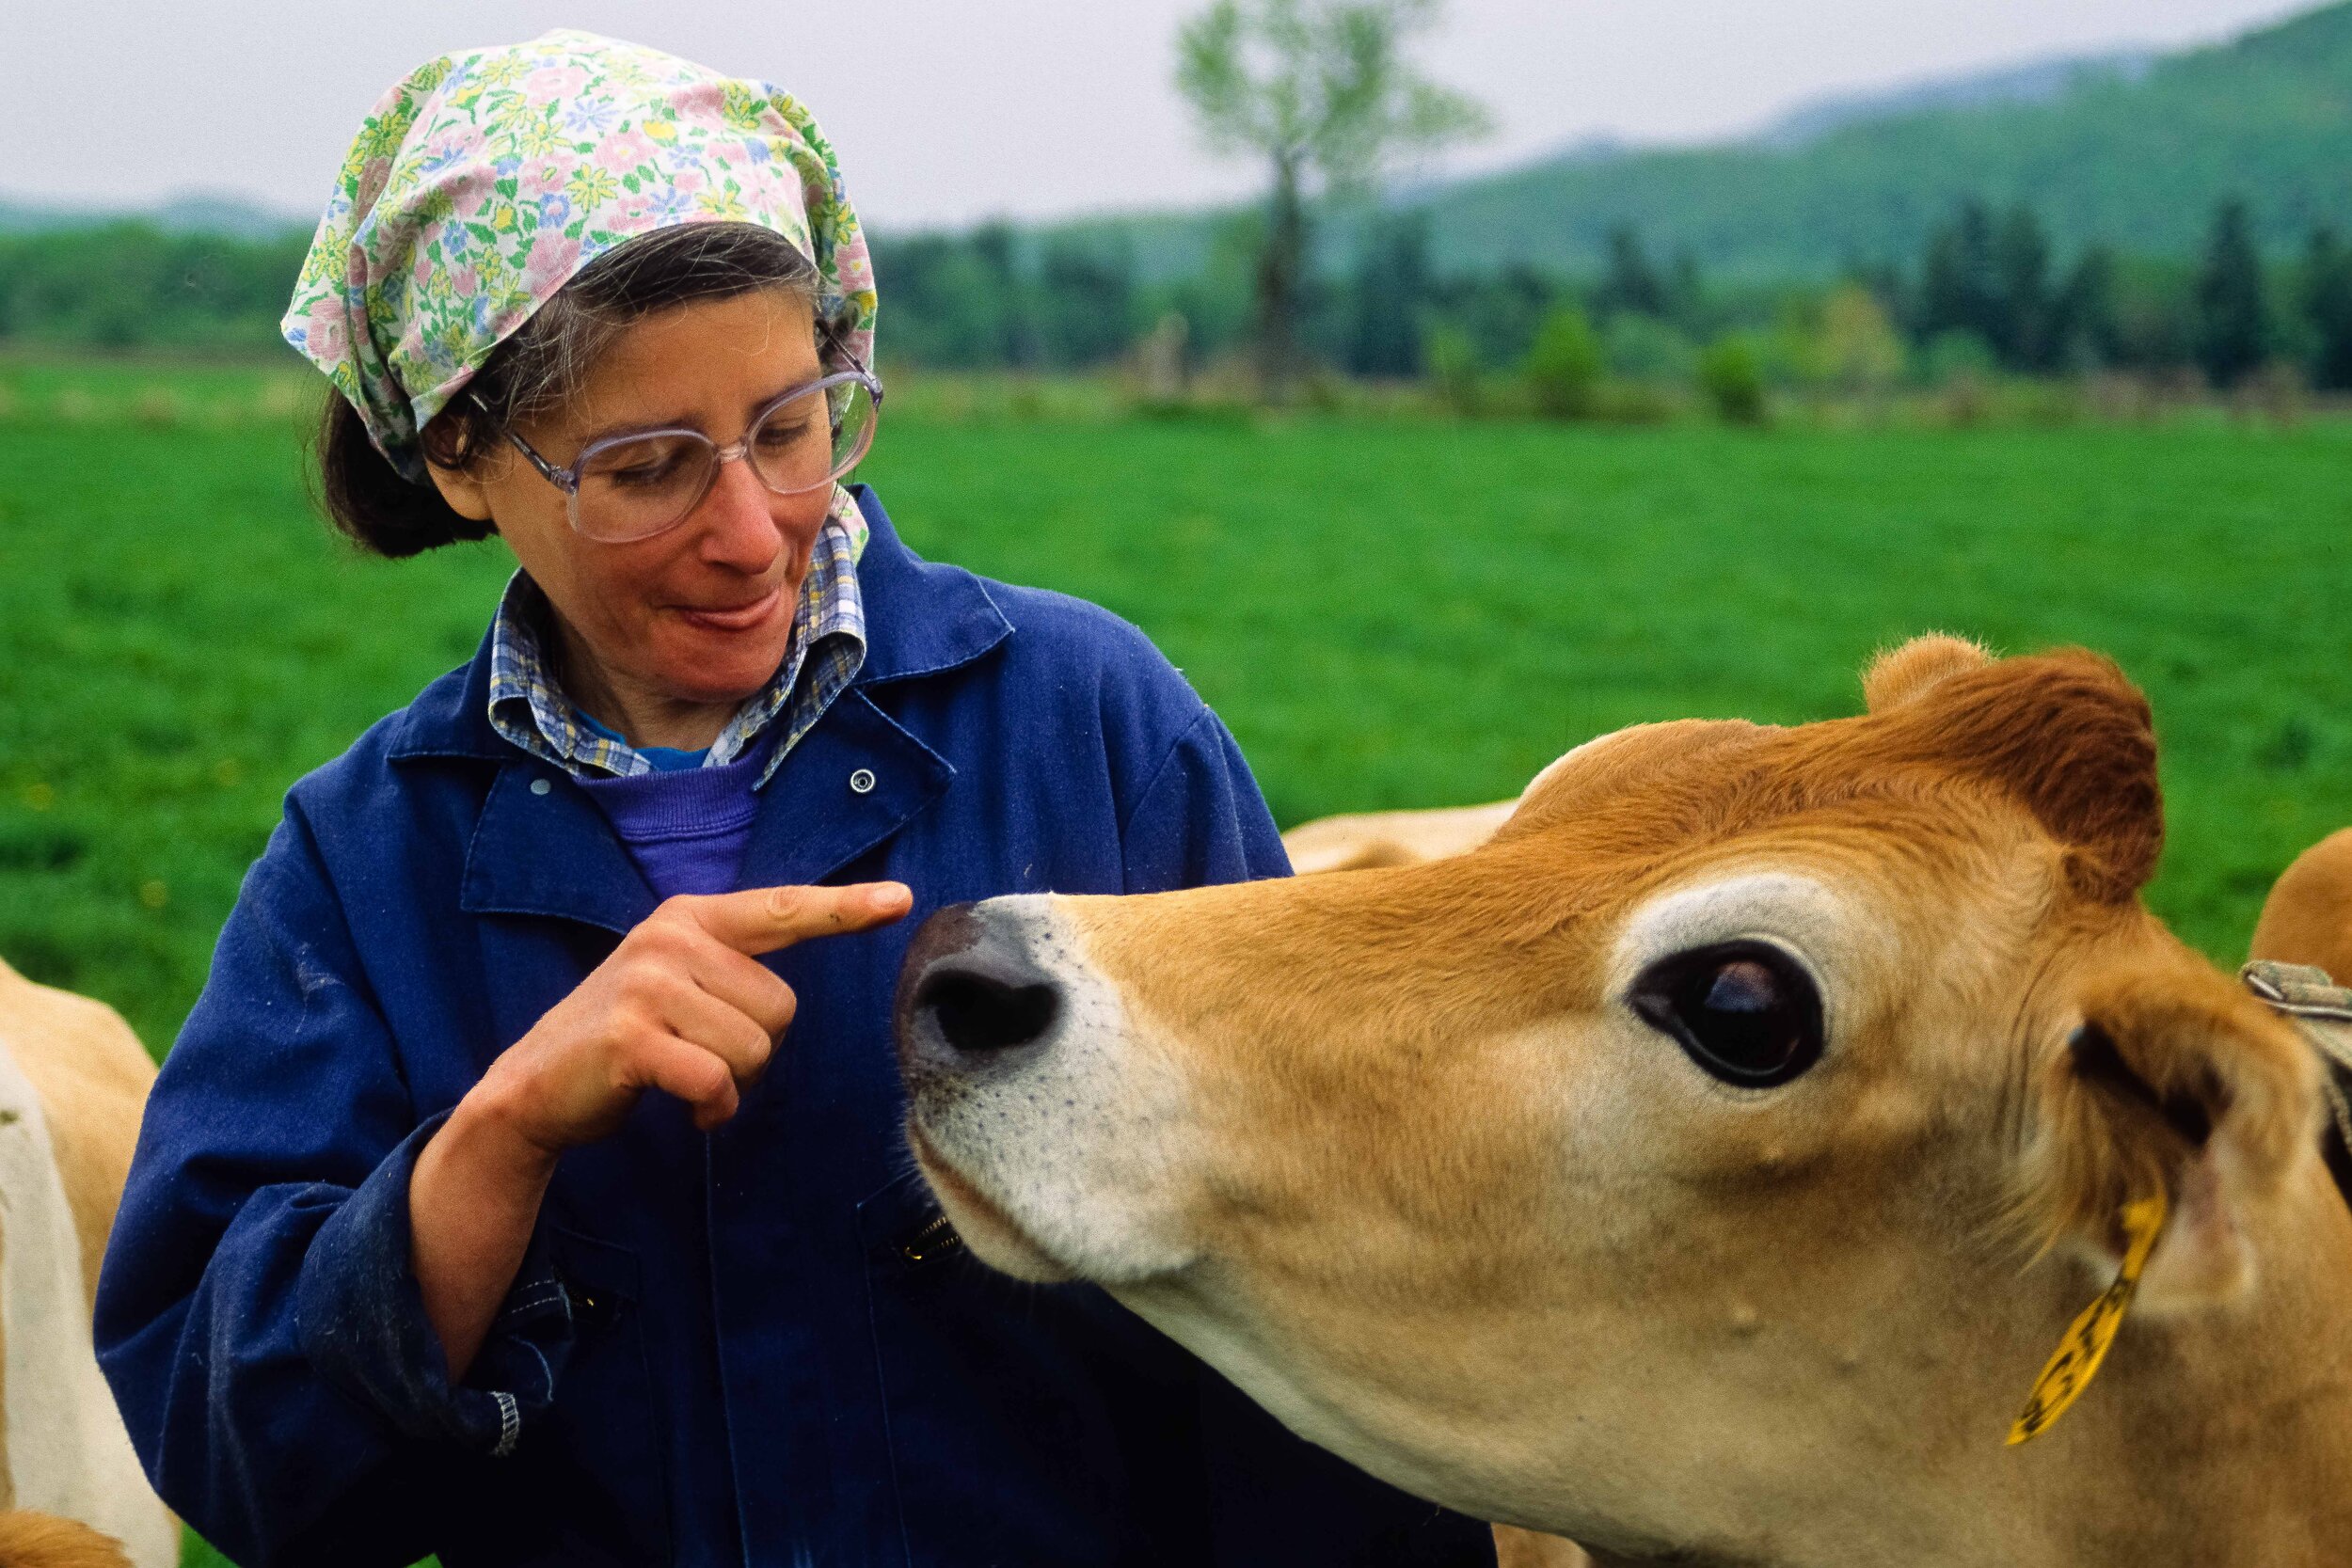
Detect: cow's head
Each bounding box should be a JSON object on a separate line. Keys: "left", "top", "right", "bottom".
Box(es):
{"left": 893, "top": 640, "right": 2325, "bottom": 1551}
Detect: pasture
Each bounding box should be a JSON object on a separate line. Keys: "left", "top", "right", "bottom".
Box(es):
{"left": 1, "top": 356, "right": 2348, "bottom": 1566}
{"left": 3, "top": 357, "right": 2348, "bottom": 1062}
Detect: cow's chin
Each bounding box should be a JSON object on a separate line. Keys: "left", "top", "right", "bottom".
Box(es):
{"left": 906, "top": 1122, "right": 1073, "bottom": 1283}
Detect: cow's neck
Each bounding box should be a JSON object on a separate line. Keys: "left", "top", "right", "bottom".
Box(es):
{"left": 1899, "top": 1164, "right": 2350, "bottom": 1567}
{"left": 1579, "top": 1161, "right": 2352, "bottom": 1568}
{"left": 2032, "top": 1164, "right": 2352, "bottom": 1565}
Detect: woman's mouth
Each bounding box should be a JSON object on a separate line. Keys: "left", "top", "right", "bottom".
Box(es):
{"left": 677, "top": 587, "right": 785, "bottom": 634}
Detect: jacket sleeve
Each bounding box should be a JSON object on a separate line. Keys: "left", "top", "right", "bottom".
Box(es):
{"left": 93, "top": 803, "right": 575, "bottom": 1567}
{"left": 1118, "top": 705, "right": 1293, "bottom": 894}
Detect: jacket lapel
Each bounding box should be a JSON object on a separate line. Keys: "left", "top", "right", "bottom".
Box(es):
{"left": 460, "top": 762, "right": 657, "bottom": 936}
{"left": 736, "top": 689, "right": 953, "bottom": 890}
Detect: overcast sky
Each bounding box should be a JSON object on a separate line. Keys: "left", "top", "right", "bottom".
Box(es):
{"left": 0, "top": 0, "right": 2316, "bottom": 231}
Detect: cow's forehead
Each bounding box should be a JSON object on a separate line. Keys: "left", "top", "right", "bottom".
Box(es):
{"left": 1506, "top": 717, "right": 1785, "bottom": 843}
{"left": 1507, "top": 703, "right": 2058, "bottom": 873}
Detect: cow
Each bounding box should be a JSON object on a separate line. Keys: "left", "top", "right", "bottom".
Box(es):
{"left": 2252, "top": 829, "right": 2352, "bottom": 985}
{"left": 894, "top": 636, "right": 2352, "bottom": 1567}
{"left": 0, "top": 957, "right": 176, "bottom": 1567}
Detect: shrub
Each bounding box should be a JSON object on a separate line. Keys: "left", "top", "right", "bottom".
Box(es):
{"left": 1424, "top": 325, "right": 1485, "bottom": 416}
{"left": 1698, "top": 335, "right": 1768, "bottom": 424}
{"left": 1811, "top": 283, "right": 1907, "bottom": 394}
{"left": 1600, "top": 313, "right": 1697, "bottom": 384}
{"left": 1921, "top": 328, "right": 1998, "bottom": 387}
{"left": 1522, "top": 306, "right": 1603, "bottom": 420}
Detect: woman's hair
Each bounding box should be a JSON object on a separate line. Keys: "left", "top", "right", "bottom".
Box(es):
{"left": 315, "top": 222, "right": 821, "bottom": 558}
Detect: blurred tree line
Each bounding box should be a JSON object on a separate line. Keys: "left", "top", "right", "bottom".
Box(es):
{"left": 0, "top": 223, "right": 309, "bottom": 354}
{"left": 873, "top": 195, "right": 2352, "bottom": 400}
{"left": 8, "top": 196, "right": 2352, "bottom": 400}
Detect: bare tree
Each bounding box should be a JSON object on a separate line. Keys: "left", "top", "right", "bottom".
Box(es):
{"left": 1177, "top": 0, "right": 1487, "bottom": 399}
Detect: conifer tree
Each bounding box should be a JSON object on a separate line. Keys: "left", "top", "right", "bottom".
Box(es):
{"left": 1915, "top": 200, "right": 2002, "bottom": 356}
{"left": 1595, "top": 226, "right": 1667, "bottom": 320}
{"left": 2303, "top": 227, "right": 2352, "bottom": 392}
{"left": 2194, "top": 198, "right": 2268, "bottom": 388}
{"left": 1993, "top": 206, "right": 2053, "bottom": 370}
{"left": 1344, "top": 210, "right": 1434, "bottom": 376}
{"left": 1663, "top": 249, "right": 1707, "bottom": 330}
{"left": 1038, "top": 238, "right": 1136, "bottom": 369}
{"left": 2050, "top": 245, "right": 2122, "bottom": 370}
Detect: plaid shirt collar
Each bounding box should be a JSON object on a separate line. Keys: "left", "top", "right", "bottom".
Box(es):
{"left": 488, "top": 486, "right": 868, "bottom": 788}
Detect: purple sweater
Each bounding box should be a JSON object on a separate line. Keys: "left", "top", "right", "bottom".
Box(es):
{"left": 578, "top": 745, "right": 767, "bottom": 899}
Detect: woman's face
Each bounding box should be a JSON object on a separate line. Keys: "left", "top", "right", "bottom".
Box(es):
{"left": 433, "top": 289, "right": 834, "bottom": 711}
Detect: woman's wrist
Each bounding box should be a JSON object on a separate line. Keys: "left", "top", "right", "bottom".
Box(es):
{"left": 410, "top": 1084, "right": 563, "bottom": 1381}
{"left": 444, "top": 1075, "right": 565, "bottom": 1185}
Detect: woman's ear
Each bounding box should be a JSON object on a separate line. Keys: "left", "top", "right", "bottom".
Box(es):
{"left": 418, "top": 405, "right": 501, "bottom": 522}
{"left": 424, "top": 458, "right": 496, "bottom": 523}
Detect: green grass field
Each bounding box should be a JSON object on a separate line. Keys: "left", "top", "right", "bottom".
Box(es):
{"left": 2, "top": 358, "right": 2349, "bottom": 1566}
{"left": 3, "top": 359, "right": 2348, "bottom": 1059}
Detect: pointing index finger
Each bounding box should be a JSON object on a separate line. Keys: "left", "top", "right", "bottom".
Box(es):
{"left": 683, "top": 881, "right": 913, "bottom": 957}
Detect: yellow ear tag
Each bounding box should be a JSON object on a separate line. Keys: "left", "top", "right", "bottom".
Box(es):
{"left": 2006, "top": 1190, "right": 2169, "bottom": 1447}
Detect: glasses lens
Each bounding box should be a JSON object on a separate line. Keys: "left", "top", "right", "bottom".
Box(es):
{"left": 748, "top": 378, "right": 877, "bottom": 497}
{"left": 576, "top": 433, "right": 718, "bottom": 542}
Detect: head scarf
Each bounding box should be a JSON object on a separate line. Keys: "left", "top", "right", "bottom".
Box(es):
{"left": 283, "top": 29, "right": 876, "bottom": 481}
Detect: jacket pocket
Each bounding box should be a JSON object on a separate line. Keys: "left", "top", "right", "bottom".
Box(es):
{"left": 854, "top": 1171, "right": 1209, "bottom": 1566}
{"left": 526, "top": 1226, "right": 672, "bottom": 1563}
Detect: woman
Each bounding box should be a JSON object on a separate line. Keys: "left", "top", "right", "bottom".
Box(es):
{"left": 91, "top": 30, "right": 1491, "bottom": 1568}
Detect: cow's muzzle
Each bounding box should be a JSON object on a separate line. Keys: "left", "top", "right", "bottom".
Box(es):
{"left": 895, "top": 901, "right": 1065, "bottom": 1083}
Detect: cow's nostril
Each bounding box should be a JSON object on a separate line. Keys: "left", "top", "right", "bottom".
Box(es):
{"left": 917, "top": 970, "right": 1061, "bottom": 1055}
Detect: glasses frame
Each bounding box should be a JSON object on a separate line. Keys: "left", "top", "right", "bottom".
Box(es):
{"left": 487, "top": 353, "right": 884, "bottom": 544}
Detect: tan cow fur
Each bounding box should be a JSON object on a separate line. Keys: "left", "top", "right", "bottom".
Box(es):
{"left": 901, "top": 641, "right": 2352, "bottom": 1567}
{"left": 2251, "top": 828, "right": 2352, "bottom": 984}
{"left": 0, "top": 958, "right": 173, "bottom": 1567}
{"left": 1283, "top": 801, "right": 1519, "bottom": 875}
{"left": 0, "top": 1510, "right": 134, "bottom": 1568}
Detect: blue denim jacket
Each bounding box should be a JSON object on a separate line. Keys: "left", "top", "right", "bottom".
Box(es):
{"left": 94, "top": 489, "right": 1495, "bottom": 1568}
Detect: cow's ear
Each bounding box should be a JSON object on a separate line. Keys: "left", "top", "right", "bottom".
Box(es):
{"left": 2021, "top": 953, "right": 2317, "bottom": 1310}
{"left": 1861, "top": 634, "right": 1992, "bottom": 713}
{"left": 1890, "top": 649, "right": 2162, "bottom": 903}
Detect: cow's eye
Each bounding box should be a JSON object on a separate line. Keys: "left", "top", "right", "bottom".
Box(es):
{"left": 1629, "top": 941, "right": 1823, "bottom": 1087}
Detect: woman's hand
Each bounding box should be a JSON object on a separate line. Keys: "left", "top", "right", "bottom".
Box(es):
{"left": 470, "top": 880, "right": 914, "bottom": 1151}
{"left": 411, "top": 880, "right": 911, "bottom": 1378}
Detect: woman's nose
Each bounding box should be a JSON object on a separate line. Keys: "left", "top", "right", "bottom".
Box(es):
{"left": 692, "top": 454, "right": 787, "bottom": 572}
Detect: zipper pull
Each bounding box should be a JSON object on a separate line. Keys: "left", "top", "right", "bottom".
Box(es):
{"left": 901, "top": 1212, "right": 963, "bottom": 1264}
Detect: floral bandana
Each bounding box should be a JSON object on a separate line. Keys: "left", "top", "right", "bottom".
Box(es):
{"left": 283, "top": 29, "right": 876, "bottom": 480}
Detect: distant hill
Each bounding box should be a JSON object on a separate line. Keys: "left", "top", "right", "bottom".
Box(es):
{"left": 11, "top": 1, "right": 2350, "bottom": 288}
{"left": 1412, "top": 0, "right": 2352, "bottom": 277}
{"left": 1029, "top": 0, "right": 2352, "bottom": 284}
{"left": 0, "top": 192, "right": 304, "bottom": 239}
{"left": 1750, "top": 49, "right": 2156, "bottom": 150}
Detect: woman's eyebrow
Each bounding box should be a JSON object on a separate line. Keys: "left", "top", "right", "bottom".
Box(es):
{"left": 575, "top": 372, "right": 822, "bottom": 449}
{"left": 745, "top": 370, "right": 825, "bottom": 421}
{"left": 575, "top": 412, "right": 697, "bottom": 448}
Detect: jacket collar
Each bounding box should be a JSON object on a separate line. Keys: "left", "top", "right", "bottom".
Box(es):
{"left": 386, "top": 486, "right": 1010, "bottom": 766}
{"left": 457, "top": 685, "right": 957, "bottom": 936}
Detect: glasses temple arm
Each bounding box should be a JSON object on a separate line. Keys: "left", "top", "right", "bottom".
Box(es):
{"left": 469, "top": 390, "right": 577, "bottom": 492}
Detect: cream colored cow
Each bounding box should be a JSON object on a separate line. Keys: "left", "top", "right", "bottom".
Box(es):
{"left": 0, "top": 958, "right": 175, "bottom": 1567}
{"left": 897, "top": 637, "right": 2352, "bottom": 1567}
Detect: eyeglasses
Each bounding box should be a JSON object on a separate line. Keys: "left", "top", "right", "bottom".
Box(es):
{"left": 489, "top": 358, "right": 883, "bottom": 544}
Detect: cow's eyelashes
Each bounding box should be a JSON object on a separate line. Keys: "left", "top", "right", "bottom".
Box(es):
{"left": 1629, "top": 940, "right": 1824, "bottom": 1088}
